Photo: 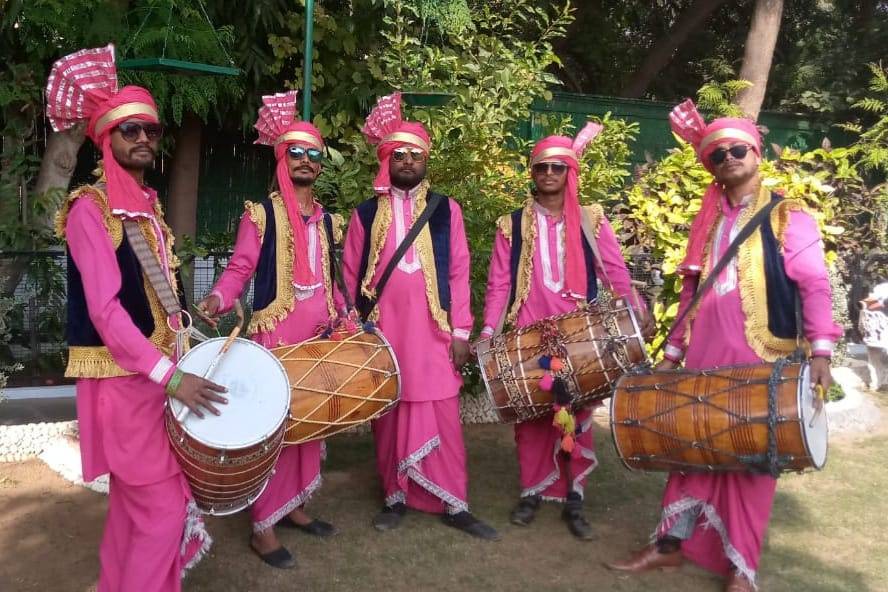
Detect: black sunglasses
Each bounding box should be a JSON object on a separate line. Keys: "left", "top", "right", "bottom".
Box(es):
{"left": 287, "top": 145, "right": 324, "bottom": 163}
{"left": 115, "top": 121, "right": 164, "bottom": 142}
{"left": 392, "top": 148, "right": 426, "bottom": 162}
{"left": 709, "top": 144, "right": 751, "bottom": 166}
{"left": 531, "top": 162, "right": 568, "bottom": 175}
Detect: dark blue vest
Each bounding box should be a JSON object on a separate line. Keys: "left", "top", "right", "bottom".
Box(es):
{"left": 66, "top": 231, "right": 156, "bottom": 347}
{"left": 353, "top": 193, "right": 451, "bottom": 315}
{"left": 252, "top": 198, "right": 337, "bottom": 314}
{"left": 761, "top": 194, "right": 799, "bottom": 339}
{"left": 506, "top": 207, "right": 598, "bottom": 313}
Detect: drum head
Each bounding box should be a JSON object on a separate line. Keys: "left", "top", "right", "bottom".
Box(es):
{"left": 798, "top": 364, "right": 828, "bottom": 469}
{"left": 170, "top": 338, "right": 290, "bottom": 449}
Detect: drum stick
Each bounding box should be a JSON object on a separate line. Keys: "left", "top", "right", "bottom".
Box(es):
{"left": 175, "top": 300, "right": 245, "bottom": 423}
{"left": 808, "top": 384, "right": 825, "bottom": 428}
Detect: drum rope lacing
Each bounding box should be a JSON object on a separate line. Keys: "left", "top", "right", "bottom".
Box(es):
{"left": 278, "top": 329, "right": 399, "bottom": 442}
{"left": 490, "top": 305, "right": 642, "bottom": 421}
{"left": 614, "top": 364, "right": 803, "bottom": 474}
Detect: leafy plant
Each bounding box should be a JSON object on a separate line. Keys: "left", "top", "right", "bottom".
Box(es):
{"left": 0, "top": 297, "right": 23, "bottom": 400}
{"left": 118, "top": 1, "right": 243, "bottom": 126}
{"left": 839, "top": 62, "right": 888, "bottom": 175}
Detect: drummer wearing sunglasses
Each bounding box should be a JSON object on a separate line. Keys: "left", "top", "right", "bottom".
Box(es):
{"left": 480, "top": 123, "right": 651, "bottom": 542}
{"left": 341, "top": 92, "right": 500, "bottom": 541}
{"left": 198, "top": 91, "right": 344, "bottom": 570}
{"left": 607, "top": 101, "right": 842, "bottom": 592}
{"left": 49, "top": 45, "right": 220, "bottom": 590}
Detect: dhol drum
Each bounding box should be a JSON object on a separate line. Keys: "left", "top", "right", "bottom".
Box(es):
{"left": 273, "top": 326, "right": 400, "bottom": 444}
{"left": 610, "top": 360, "right": 828, "bottom": 475}
{"left": 166, "top": 337, "right": 290, "bottom": 515}
{"left": 475, "top": 299, "right": 648, "bottom": 423}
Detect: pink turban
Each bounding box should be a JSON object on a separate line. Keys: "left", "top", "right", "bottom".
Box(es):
{"left": 254, "top": 90, "right": 325, "bottom": 290}
{"left": 361, "top": 92, "right": 431, "bottom": 194}
{"left": 45, "top": 45, "right": 161, "bottom": 218}
{"left": 669, "top": 99, "right": 762, "bottom": 276}
{"left": 529, "top": 122, "right": 604, "bottom": 300}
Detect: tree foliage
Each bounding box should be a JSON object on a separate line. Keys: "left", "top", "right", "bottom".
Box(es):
{"left": 118, "top": 0, "right": 243, "bottom": 126}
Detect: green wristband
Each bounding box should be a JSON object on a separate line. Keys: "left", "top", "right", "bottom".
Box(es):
{"left": 165, "top": 369, "right": 185, "bottom": 397}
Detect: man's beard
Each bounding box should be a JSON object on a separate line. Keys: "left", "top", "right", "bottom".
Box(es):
{"left": 391, "top": 170, "right": 425, "bottom": 189}
{"left": 291, "top": 176, "right": 315, "bottom": 187}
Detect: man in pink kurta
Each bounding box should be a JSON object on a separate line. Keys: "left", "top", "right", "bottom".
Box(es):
{"left": 480, "top": 124, "right": 649, "bottom": 540}
{"left": 607, "top": 101, "right": 841, "bottom": 592}
{"left": 199, "top": 91, "right": 343, "bottom": 570}
{"left": 341, "top": 93, "right": 498, "bottom": 539}
{"left": 50, "top": 45, "right": 222, "bottom": 592}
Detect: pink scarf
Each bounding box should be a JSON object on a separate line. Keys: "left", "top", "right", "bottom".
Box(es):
{"left": 361, "top": 92, "right": 431, "bottom": 194}
{"left": 669, "top": 100, "right": 762, "bottom": 276}
{"left": 254, "top": 91, "right": 326, "bottom": 290}
{"left": 46, "top": 45, "right": 161, "bottom": 218}
{"left": 529, "top": 122, "right": 603, "bottom": 300}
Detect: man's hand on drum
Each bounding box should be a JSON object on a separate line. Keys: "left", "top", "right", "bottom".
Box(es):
{"left": 809, "top": 356, "right": 833, "bottom": 411}
{"left": 451, "top": 338, "right": 471, "bottom": 368}
{"left": 173, "top": 373, "right": 228, "bottom": 418}
{"left": 636, "top": 306, "right": 656, "bottom": 342}
{"left": 195, "top": 294, "right": 222, "bottom": 329}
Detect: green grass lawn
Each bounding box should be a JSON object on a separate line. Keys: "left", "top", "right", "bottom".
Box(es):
{"left": 2, "top": 396, "right": 884, "bottom": 591}
{"left": 182, "top": 393, "right": 888, "bottom": 592}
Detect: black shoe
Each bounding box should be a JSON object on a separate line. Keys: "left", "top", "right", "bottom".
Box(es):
{"left": 372, "top": 502, "right": 406, "bottom": 531}
{"left": 252, "top": 544, "right": 297, "bottom": 569}
{"left": 509, "top": 495, "right": 541, "bottom": 526}
{"left": 279, "top": 516, "right": 338, "bottom": 537}
{"left": 441, "top": 511, "right": 501, "bottom": 541}
{"left": 562, "top": 504, "right": 596, "bottom": 541}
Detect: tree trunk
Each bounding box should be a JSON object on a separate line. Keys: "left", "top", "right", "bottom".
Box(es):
{"left": 166, "top": 112, "right": 203, "bottom": 305}
{"left": 34, "top": 124, "right": 87, "bottom": 195}
{"left": 855, "top": 0, "right": 876, "bottom": 33}
{"left": 735, "top": 0, "right": 784, "bottom": 120}
{"left": 0, "top": 125, "right": 87, "bottom": 297}
{"left": 621, "top": 0, "right": 729, "bottom": 98}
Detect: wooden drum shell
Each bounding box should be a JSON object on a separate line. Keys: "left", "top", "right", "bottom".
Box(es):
{"left": 476, "top": 300, "right": 648, "bottom": 423}
{"left": 165, "top": 412, "right": 285, "bottom": 516}
{"left": 273, "top": 329, "right": 400, "bottom": 444}
{"left": 611, "top": 362, "right": 825, "bottom": 473}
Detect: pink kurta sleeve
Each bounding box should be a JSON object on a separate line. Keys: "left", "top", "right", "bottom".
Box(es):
{"left": 595, "top": 217, "right": 646, "bottom": 313}
{"left": 447, "top": 199, "right": 473, "bottom": 341}
{"left": 782, "top": 209, "right": 842, "bottom": 356}
{"left": 664, "top": 275, "right": 697, "bottom": 362}
{"left": 210, "top": 213, "right": 260, "bottom": 314}
{"left": 66, "top": 198, "right": 175, "bottom": 385}
{"left": 341, "top": 211, "right": 365, "bottom": 307}
{"left": 481, "top": 230, "right": 511, "bottom": 337}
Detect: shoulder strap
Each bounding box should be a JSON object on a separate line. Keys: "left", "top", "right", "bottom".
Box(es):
{"left": 323, "top": 212, "right": 356, "bottom": 313}
{"left": 359, "top": 192, "right": 445, "bottom": 319}
{"left": 122, "top": 220, "right": 182, "bottom": 317}
{"left": 580, "top": 205, "right": 611, "bottom": 289}
{"left": 654, "top": 198, "right": 782, "bottom": 358}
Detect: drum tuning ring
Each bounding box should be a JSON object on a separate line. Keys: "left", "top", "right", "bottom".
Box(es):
{"left": 697, "top": 395, "right": 705, "bottom": 403}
